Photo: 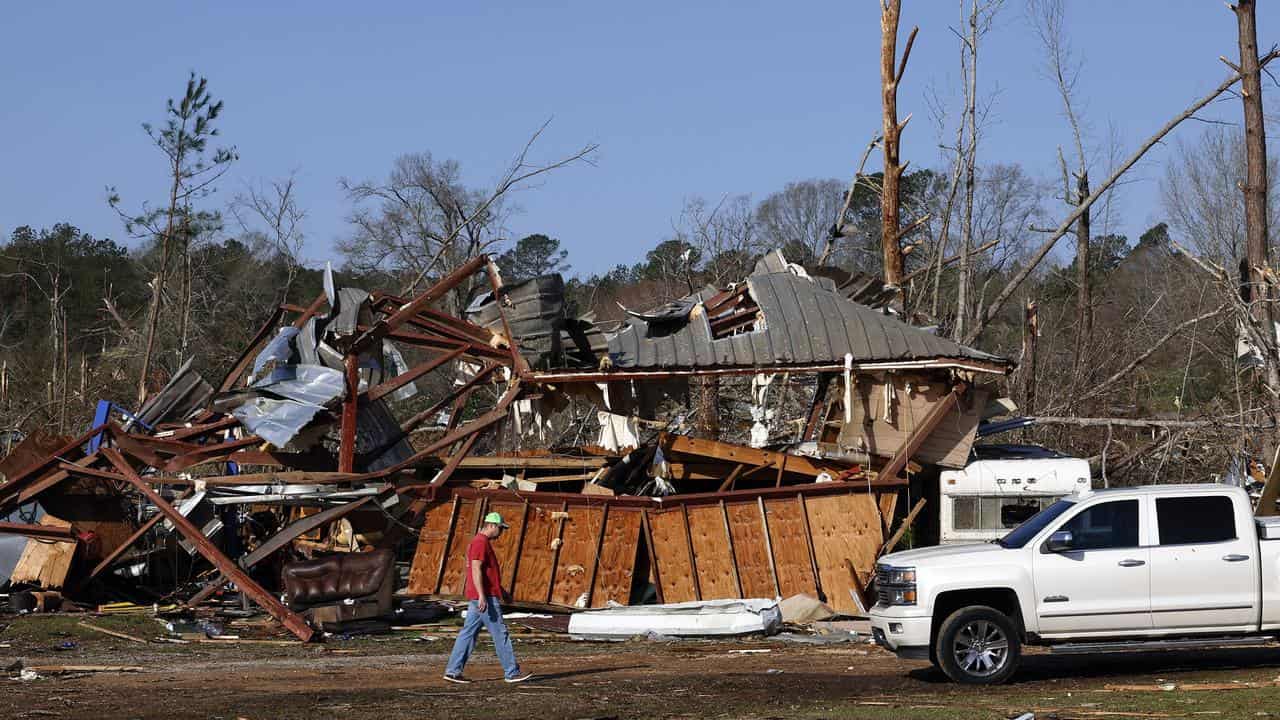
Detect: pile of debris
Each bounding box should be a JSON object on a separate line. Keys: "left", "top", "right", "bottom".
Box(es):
{"left": 0, "top": 250, "right": 1012, "bottom": 641}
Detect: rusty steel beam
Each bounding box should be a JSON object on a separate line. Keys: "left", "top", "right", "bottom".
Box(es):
{"left": 353, "top": 255, "right": 489, "bottom": 354}
{"left": 100, "top": 449, "right": 315, "bottom": 642}
{"left": 365, "top": 346, "right": 467, "bottom": 403}
{"left": 338, "top": 352, "right": 360, "bottom": 473}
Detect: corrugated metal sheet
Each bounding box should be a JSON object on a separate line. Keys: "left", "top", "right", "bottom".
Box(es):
{"left": 606, "top": 271, "right": 1008, "bottom": 370}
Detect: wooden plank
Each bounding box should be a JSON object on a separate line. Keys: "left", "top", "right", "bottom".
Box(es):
{"left": 804, "top": 493, "right": 883, "bottom": 615}
{"left": 660, "top": 432, "right": 848, "bottom": 478}
{"left": 437, "top": 498, "right": 480, "bottom": 596}
{"left": 726, "top": 501, "right": 775, "bottom": 599}
{"left": 549, "top": 505, "right": 605, "bottom": 607}
{"left": 685, "top": 504, "right": 738, "bottom": 600}
{"left": 647, "top": 507, "right": 697, "bottom": 603}
{"left": 717, "top": 463, "right": 745, "bottom": 492}
{"left": 101, "top": 449, "right": 314, "bottom": 642}
{"left": 10, "top": 515, "right": 76, "bottom": 588}
{"left": 411, "top": 500, "right": 457, "bottom": 596}
{"left": 590, "top": 508, "right": 641, "bottom": 607}
{"left": 763, "top": 498, "right": 817, "bottom": 598}
{"left": 882, "top": 497, "right": 926, "bottom": 554}
{"left": 512, "top": 503, "right": 558, "bottom": 603}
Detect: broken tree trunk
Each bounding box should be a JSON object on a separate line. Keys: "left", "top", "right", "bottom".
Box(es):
{"left": 879, "top": 0, "right": 917, "bottom": 296}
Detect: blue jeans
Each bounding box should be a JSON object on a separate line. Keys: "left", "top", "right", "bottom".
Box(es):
{"left": 445, "top": 597, "right": 521, "bottom": 679}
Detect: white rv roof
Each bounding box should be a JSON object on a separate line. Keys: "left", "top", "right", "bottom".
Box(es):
{"left": 940, "top": 456, "right": 1089, "bottom": 496}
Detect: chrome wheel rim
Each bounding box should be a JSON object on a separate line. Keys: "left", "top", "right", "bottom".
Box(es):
{"left": 952, "top": 620, "right": 1008, "bottom": 677}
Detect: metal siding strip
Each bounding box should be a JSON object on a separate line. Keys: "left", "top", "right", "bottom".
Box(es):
{"left": 688, "top": 312, "right": 715, "bottom": 367}
{"left": 779, "top": 275, "right": 820, "bottom": 363}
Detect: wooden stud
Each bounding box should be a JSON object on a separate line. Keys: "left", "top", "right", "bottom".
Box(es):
{"left": 775, "top": 454, "right": 787, "bottom": 487}
{"left": 506, "top": 502, "right": 530, "bottom": 591}
{"left": 797, "top": 493, "right": 823, "bottom": 601}
{"left": 584, "top": 504, "right": 610, "bottom": 608}
{"left": 681, "top": 504, "right": 701, "bottom": 601}
{"left": 717, "top": 463, "right": 745, "bottom": 493}
{"left": 338, "top": 352, "right": 360, "bottom": 473}
{"left": 720, "top": 500, "right": 744, "bottom": 598}
{"left": 433, "top": 496, "right": 462, "bottom": 595}
{"left": 545, "top": 501, "right": 569, "bottom": 604}
{"left": 758, "top": 497, "right": 781, "bottom": 598}
{"left": 640, "top": 509, "right": 664, "bottom": 604}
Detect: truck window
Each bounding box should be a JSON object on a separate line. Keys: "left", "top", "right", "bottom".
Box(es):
{"left": 999, "top": 498, "right": 1075, "bottom": 548}
{"left": 1156, "top": 495, "right": 1236, "bottom": 545}
{"left": 1059, "top": 499, "right": 1139, "bottom": 550}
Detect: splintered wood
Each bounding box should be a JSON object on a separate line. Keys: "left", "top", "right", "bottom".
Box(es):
{"left": 406, "top": 484, "right": 897, "bottom": 612}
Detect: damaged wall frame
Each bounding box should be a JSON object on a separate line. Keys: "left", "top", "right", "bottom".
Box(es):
{"left": 406, "top": 477, "right": 906, "bottom": 615}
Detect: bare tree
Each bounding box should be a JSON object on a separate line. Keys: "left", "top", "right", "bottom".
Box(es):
{"left": 340, "top": 122, "right": 596, "bottom": 306}
{"left": 675, "top": 194, "right": 761, "bottom": 286}
{"left": 1029, "top": 0, "right": 1094, "bottom": 377}
{"left": 230, "top": 172, "right": 307, "bottom": 302}
{"left": 756, "top": 179, "right": 845, "bottom": 264}
{"left": 953, "top": 0, "right": 1003, "bottom": 341}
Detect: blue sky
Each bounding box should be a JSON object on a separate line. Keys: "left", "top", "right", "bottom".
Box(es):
{"left": 3, "top": 1, "right": 1276, "bottom": 277}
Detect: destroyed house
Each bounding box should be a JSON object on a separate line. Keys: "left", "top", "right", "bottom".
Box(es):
{"left": 0, "top": 249, "right": 1012, "bottom": 638}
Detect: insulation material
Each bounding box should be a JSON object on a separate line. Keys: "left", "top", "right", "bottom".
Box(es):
{"left": 596, "top": 411, "right": 640, "bottom": 452}
{"left": 567, "top": 598, "right": 782, "bottom": 639}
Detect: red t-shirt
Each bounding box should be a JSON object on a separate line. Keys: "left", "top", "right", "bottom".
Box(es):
{"left": 463, "top": 533, "right": 504, "bottom": 601}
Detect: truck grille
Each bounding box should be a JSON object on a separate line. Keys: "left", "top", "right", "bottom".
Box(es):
{"left": 874, "top": 565, "right": 891, "bottom": 605}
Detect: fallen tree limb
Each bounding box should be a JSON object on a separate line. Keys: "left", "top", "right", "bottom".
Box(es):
{"left": 964, "top": 49, "right": 1280, "bottom": 345}
{"left": 1025, "top": 416, "right": 1272, "bottom": 430}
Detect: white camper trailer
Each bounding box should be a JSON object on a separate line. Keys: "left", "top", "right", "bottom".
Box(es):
{"left": 938, "top": 445, "right": 1090, "bottom": 544}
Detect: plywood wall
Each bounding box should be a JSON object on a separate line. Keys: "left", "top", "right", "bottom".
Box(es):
{"left": 408, "top": 487, "right": 899, "bottom": 613}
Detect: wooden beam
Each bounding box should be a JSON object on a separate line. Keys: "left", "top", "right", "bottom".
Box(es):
{"left": 100, "top": 449, "right": 315, "bottom": 642}
{"left": 0, "top": 521, "right": 76, "bottom": 542}
{"left": 882, "top": 497, "right": 927, "bottom": 554}
{"left": 660, "top": 433, "right": 850, "bottom": 479}
{"left": 716, "top": 464, "right": 745, "bottom": 493}
{"left": 797, "top": 494, "right": 823, "bottom": 602}
{"left": 877, "top": 382, "right": 968, "bottom": 481}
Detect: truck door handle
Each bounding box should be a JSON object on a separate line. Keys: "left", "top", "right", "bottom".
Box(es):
{"left": 1118, "top": 559, "right": 1146, "bottom": 567}
{"left": 1223, "top": 554, "right": 1250, "bottom": 562}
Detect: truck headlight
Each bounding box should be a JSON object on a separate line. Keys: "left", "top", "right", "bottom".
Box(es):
{"left": 875, "top": 564, "right": 917, "bottom": 606}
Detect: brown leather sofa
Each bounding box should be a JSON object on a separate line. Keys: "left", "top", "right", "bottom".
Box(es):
{"left": 282, "top": 549, "right": 395, "bottom": 630}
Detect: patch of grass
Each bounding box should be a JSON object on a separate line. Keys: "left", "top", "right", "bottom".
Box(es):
{"left": 0, "top": 613, "right": 162, "bottom": 645}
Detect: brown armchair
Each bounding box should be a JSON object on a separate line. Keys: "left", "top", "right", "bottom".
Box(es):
{"left": 281, "top": 549, "right": 396, "bottom": 630}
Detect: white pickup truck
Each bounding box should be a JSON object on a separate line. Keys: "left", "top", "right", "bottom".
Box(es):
{"left": 869, "top": 483, "right": 1280, "bottom": 684}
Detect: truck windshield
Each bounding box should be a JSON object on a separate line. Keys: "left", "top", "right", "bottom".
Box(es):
{"left": 996, "top": 498, "right": 1076, "bottom": 548}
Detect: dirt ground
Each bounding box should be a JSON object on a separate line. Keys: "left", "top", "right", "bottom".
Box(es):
{"left": 5, "top": 614, "right": 1280, "bottom": 719}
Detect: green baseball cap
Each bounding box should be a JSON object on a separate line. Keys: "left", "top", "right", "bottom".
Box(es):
{"left": 484, "top": 511, "right": 510, "bottom": 528}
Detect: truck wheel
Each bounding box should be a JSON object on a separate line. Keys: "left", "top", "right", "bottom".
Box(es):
{"left": 934, "top": 605, "right": 1021, "bottom": 684}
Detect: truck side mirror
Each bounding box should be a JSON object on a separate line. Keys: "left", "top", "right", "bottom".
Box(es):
{"left": 1043, "top": 530, "right": 1074, "bottom": 553}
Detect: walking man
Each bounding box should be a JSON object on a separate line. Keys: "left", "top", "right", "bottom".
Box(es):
{"left": 443, "top": 512, "right": 533, "bottom": 684}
